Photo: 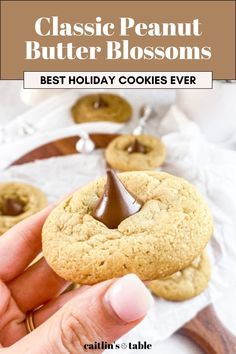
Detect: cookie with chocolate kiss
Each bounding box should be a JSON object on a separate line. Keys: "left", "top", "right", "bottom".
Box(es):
{"left": 71, "top": 93, "right": 132, "bottom": 124}
{"left": 42, "top": 171, "right": 213, "bottom": 285}
{"left": 105, "top": 134, "right": 166, "bottom": 172}
{"left": 0, "top": 182, "right": 47, "bottom": 235}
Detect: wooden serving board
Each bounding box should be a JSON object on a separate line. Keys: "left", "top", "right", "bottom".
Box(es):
{"left": 13, "top": 134, "right": 118, "bottom": 166}
{"left": 11, "top": 134, "right": 236, "bottom": 354}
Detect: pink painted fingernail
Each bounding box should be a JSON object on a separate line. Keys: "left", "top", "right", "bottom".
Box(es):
{"left": 105, "top": 274, "right": 154, "bottom": 323}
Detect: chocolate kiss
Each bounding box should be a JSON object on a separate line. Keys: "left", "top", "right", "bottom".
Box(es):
{"left": 91, "top": 169, "right": 142, "bottom": 229}
{"left": 2, "top": 198, "right": 25, "bottom": 216}
{"left": 93, "top": 95, "right": 108, "bottom": 109}
{"left": 127, "top": 139, "right": 146, "bottom": 154}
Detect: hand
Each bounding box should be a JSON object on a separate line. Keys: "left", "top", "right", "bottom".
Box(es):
{"left": 0, "top": 205, "right": 153, "bottom": 353}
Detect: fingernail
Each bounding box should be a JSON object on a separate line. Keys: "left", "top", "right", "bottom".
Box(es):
{"left": 105, "top": 274, "right": 154, "bottom": 323}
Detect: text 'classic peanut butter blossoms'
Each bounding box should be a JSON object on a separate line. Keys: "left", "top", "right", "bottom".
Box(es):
{"left": 42, "top": 171, "right": 213, "bottom": 284}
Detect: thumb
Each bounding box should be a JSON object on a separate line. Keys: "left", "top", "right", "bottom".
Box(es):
{"left": 10, "top": 274, "right": 154, "bottom": 354}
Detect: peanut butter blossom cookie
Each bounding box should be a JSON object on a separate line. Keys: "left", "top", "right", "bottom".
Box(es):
{"left": 148, "top": 251, "right": 211, "bottom": 301}
{"left": 42, "top": 171, "right": 213, "bottom": 285}
{"left": 71, "top": 93, "right": 132, "bottom": 124}
{"left": 105, "top": 134, "right": 166, "bottom": 171}
{"left": 0, "top": 182, "right": 47, "bottom": 235}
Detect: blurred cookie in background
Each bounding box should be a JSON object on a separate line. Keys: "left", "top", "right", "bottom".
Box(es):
{"left": 148, "top": 251, "right": 211, "bottom": 301}
{"left": 0, "top": 182, "right": 47, "bottom": 235}
{"left": 71, "top": 93, "right": 132, "bottom": 124}
{"left": 105, "top": 134, "right": 166, "bottom": 171}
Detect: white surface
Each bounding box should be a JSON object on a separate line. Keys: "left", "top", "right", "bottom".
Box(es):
{"left": 0, "top": 82, "right": 236, "bottom": 354}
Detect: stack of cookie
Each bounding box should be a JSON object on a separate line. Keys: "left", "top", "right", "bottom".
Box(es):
{"left": 48, "top": 92, "right": 212, "bottom": 301}
{"left": 42, "top": 170, "right": 213, "bottom": 301}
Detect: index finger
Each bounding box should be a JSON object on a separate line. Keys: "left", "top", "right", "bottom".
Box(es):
{"left": 0, "top": 204, "right": 54, "bottom": 282}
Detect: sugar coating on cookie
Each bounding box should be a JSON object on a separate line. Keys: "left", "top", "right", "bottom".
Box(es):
{"left": 42, "top": 171, "right": 213, "bottom": 285}
{"left": 71, "top": 93, "right": 132, "bottom": 124}
{"left": 0, "top": 182, "right": 47, "bottom": 235}
{"left": 105, "top": 135, "right": 166, "bottom": 171}
{"left": 148, "top": 250, "right": 211, "bottom": 301}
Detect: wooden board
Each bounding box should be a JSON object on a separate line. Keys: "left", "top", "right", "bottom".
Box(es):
{"left": 178, "top": 305, "right": 236, "bottom": 354}
{"left": 13, "top": 134, "right": 118, "bottom": 165}
{"left": 11, "top": 134, "right": 236, "bottom": 354}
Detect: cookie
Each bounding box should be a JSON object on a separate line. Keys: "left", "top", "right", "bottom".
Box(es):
{"left": 148, "top": 251, "right": 211, "bottom": 301}
{"left": 71, "top": 93, "right": 132, "bottom": 124}
{"left": 42, "top": 171, "right": 213, "bottom": 285}
{"left": 105, "top": 135, "right": 166, "bottom": 171}
{"left": 0, "top": 182, "right": 47, "bottom": 235}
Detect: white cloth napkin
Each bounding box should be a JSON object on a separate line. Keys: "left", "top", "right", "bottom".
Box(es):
{"left": 1, "top": 104, "right": 236, "bottom": 347}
